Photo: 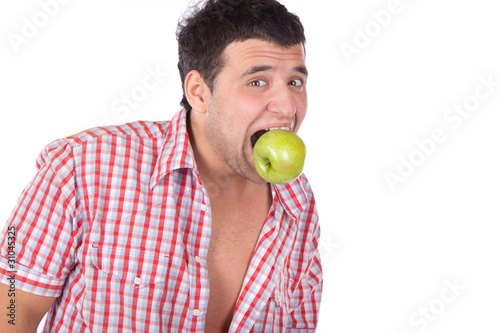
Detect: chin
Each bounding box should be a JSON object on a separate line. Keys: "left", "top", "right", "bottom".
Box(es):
{"left": 249, "top": 175, "right": 269, "bottom": 185}
{"left": 240, "top": 162, "right": 268, "bottom": 185}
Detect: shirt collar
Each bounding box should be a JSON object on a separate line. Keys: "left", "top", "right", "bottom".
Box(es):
{"left": 271, "top": 176, "right": 310, "bottom": 219}
{"left": 150, "top": 109, "right": 197, "bottom": 189}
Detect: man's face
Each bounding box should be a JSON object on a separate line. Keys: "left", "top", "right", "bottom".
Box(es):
{"left": 204, "top": 38, "right": 308, "bottom": 184}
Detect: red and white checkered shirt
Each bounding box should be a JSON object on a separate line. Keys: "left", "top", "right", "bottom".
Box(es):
{"left": 0, "top": 109, "right": 322, "bottom": 332}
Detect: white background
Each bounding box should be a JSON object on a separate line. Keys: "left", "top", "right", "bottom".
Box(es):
{"left": 1, "top": 0, "right": 499, "bottom": 332}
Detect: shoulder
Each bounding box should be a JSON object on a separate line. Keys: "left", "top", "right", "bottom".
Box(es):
{"left": 63, "top": 120, "right": 170, "bottom": 145}
{"left": 36, "top": 120, "right": 171, "bottom": 171}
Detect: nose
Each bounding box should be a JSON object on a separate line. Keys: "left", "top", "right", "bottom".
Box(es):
{"left": 267, "top": 85, "right": 296, "bottom": 117}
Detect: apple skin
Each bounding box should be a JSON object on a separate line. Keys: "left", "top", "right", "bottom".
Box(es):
{"left": 253, "top": 129, "right": 306, "bottom": 184}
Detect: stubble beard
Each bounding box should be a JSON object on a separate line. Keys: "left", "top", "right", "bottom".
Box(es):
{"left": 206, "top": 99, "right": 264, "bottom": 185}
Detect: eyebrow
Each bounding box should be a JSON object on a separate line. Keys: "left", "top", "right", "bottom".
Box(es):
{"left": 240, "top": 65, "right": 308, "bottom": 79}
{"left": 294, "top": 66, "right": 309, "bottom": 77}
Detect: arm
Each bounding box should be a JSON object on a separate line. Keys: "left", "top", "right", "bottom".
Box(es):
{"left": 0, "top": 283, "right": 56, "bottom": 332}
{"left": 0, "top": 140, "right": 78, "bottom": 331}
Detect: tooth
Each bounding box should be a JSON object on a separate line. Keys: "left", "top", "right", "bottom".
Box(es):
{"left": 269, "top": 127, "right": 290, "bottom": 131}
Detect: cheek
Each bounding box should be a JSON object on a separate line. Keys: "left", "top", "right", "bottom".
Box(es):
{"left": 294, "top": 94, "right": 308, "bottom": 130}
{"left": 226, "top": 94, "right": 263, "bottom": 124}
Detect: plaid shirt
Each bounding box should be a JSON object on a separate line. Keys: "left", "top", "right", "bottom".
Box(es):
{"left": 0, "top": 109, "right": 322, "bottom": 332}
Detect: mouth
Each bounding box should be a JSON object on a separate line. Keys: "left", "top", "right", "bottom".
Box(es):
{"left": 251, "top": 129, "right": 268, "bottom": 147}
{"left": 250, "top": 126, "right": 292, "bottom": 147}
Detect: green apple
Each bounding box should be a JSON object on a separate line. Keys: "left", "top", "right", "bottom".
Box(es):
{"left": 253, "top": 129, "right": 306, "bottom": 184}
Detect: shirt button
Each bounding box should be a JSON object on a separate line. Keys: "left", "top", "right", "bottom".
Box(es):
{"left": 200, "top": 204, "right": 207, "bottom": 211}
{"left": 134, "top": 277, "right": 141, "bottom": 285}
{"left": 194, "top": 256, "right": 202, "bottom": 263}
{"left": 193, "top": 309, "right": 201, "bottom": 316}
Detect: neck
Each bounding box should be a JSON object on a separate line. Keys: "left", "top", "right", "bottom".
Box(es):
{"left": 186, "top": 110, "right": 268, "bottom": 200}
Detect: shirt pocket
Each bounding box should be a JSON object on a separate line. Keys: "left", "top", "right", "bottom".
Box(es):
{"left": 90, "top": 241, "right": 172, "bottom": 289}
{"left": 271, "top": 267, "right": 291, "bottom": 315}
{"left": 251, "top": 267, "right": 291, "bottom": 332}
{"left": 87, "top": 241, "right": 189, "bottom": 331}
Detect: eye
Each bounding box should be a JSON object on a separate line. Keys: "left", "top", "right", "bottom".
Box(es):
{"left": 249, "top": 79, "right": 267, "bottom": 87}
{"left": 289, "top": 79, "right": 303, "bottom": 87}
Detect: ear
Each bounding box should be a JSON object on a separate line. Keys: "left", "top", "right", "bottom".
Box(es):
{"left": 185, "top": 70, "right": 211, "bottom": 113}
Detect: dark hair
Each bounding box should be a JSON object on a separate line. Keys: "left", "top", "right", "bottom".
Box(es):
{"left": 176, "top": 0, "right": 306, "bottom": 111}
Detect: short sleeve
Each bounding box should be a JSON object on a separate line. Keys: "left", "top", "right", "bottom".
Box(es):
{"left": 0, "top": 139, "right": 80, "bottom": 297}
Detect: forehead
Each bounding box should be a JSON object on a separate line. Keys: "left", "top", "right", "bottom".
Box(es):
{"left": 221, "top": 39, "right": 306, "bottom": 72}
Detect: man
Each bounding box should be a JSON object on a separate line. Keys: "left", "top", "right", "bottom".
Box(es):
{"left": 0, "top": 0, "right": 322, "bottom": 331}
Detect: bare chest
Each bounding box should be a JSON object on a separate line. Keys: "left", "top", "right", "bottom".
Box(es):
{"left": 204, "top": 203, "right": 269, "bottom": 332}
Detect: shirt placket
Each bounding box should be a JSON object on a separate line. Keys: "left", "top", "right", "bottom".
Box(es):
{"left": 186, "top": 182, "right": 211, "bottom": 332}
